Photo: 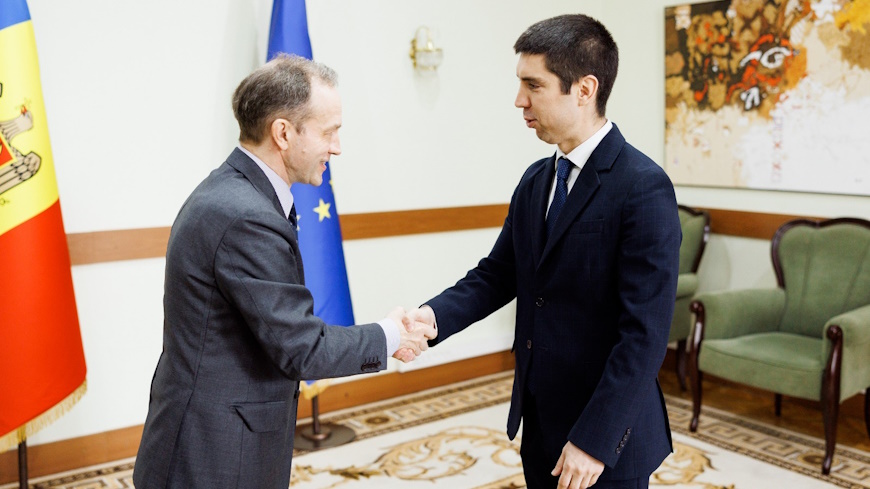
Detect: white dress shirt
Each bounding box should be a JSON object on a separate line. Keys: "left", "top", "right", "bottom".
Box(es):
{"left": 546, "top": 120, "right": 613, "bottom": 218}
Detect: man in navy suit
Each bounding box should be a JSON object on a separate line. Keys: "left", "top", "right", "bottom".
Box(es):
{"left": 409, "top": 14, "right": 681, "bottom": 489}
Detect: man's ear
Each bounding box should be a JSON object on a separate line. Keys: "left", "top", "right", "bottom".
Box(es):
{"left": 271, "top": 118, "right": 293, "bottom": 151}
{"left": 576, "top": 75, "right": 599, "bottom": 108}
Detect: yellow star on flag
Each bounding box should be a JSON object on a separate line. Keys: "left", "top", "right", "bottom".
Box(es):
{"left": 314, "top": 198, "right": 332, "bottom": 222}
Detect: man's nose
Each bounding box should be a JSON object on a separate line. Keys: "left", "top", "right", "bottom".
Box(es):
{"left": 515, "top": 90, "right": 529, "bottom": 108}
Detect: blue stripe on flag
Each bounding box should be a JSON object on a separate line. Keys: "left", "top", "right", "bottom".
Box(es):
{"left": 0, "top": 0, "right": 31, "bottom": 31}
{"left": 267, "top": 0, "right": 355, "bottom": 327}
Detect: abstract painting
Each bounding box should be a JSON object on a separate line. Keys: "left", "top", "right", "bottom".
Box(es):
{"left": 664, "top": 0, "right": 870, "bottom": 195}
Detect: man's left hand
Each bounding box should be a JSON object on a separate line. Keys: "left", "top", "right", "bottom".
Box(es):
{"left": 551, "top": 441, "right": 604, "bottom": 489}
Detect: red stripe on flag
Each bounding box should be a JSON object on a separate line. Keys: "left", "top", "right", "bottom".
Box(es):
{"left": 0, "top": 200, "right": 86, "bottom": 436}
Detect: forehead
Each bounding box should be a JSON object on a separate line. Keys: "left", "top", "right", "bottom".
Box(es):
{"left": 306, "top": 81, "right": 342, "bottom": 124}
{"left": 516, "top": 53, "right": 554, "bottom": 79}
{"left": 309, "top": 82, "right": 341, "bottom": 110}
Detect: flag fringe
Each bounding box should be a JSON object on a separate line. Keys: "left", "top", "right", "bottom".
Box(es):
{"left": 0, "top": 380, "right": 87, "bottom": 453}
{"left": 300, "top": 379, "right": 331, "bottom": 401}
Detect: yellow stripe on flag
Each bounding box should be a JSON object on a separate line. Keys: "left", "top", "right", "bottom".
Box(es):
{"left": 0, "top": 20, "right": 59, "bottom": 237}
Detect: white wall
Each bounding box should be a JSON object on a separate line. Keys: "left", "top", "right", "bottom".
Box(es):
{"left": 23, "top": 0, "right": 595, "bottom": 446}
{"left": 21, "top": 0, "right": 870, "bottom": 447}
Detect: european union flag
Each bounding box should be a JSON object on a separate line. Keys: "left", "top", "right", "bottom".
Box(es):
{"left": 267, "top": 0, "right": 355, "bottom": 327}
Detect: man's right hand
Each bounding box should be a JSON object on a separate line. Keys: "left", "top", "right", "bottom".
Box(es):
{"left": 389, "top": 306, "right": 437, "bottom": 363}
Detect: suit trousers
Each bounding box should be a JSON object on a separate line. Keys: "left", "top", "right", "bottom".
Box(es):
{"left": 519, "top": 390, "right": 650, "bottom": 489}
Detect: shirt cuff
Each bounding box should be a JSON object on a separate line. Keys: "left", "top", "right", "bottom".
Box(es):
{"left": 378, "top": 318, "right": 401, "bottom": 356}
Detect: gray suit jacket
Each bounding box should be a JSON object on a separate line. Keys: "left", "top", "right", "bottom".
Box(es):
{"left": 133, "top": 148, "right": 387, "bottom": 489}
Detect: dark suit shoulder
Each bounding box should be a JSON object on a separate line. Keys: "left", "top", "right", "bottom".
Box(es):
{"left": 167, "top": 162, "right": 290, "bottom": 266}
{"left": 514, "top": 155, "right": 552, "bottom": 191}
{"left": 617, "top": 142, "right": 665, "bottom": 174}
{"left": 524, "top": 156, "right": 552, "bottom": 179}
{"left": 186, "top": 163, "right": 284, "bottom": 225}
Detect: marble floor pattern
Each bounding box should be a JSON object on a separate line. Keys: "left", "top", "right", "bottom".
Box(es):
{"left": 3, "top": 372, "right": 868, "bottom": 488}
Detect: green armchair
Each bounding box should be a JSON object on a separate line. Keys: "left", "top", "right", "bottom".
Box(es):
{"left": 688, "top": 218, "right": 870, "bottom": 474}
{"left": 670, "top": 205, "right": 710, "bottom": 390}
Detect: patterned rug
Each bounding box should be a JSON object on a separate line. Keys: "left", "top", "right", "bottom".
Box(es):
{"left": 3, "top": 372, "right": 868, "bottom": 489}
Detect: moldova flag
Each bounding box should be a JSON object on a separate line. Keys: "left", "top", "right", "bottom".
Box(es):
{"left": 0, "top": 0, "right": 87, "bottom": 452}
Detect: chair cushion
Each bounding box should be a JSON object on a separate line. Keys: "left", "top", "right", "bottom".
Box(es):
{"left": 699, "top": 332, "right": 822, "bottom": 401}
{"left": 679, "top": 210, "right": 706, "bottom": 274}
{"left": 676, "top": 273, "right": 698, "bottom": 299}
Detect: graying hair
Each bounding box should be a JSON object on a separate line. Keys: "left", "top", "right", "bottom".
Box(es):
{"left": 232, "top": 54, "right": 338, "bottom": 143}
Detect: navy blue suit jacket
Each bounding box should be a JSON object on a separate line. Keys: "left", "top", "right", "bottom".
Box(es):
{"left": 427, "top": 124, "right": 681, "bottom": 480}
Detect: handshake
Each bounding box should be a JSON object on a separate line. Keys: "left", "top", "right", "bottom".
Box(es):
{"left": 386, "top": 306, "right": 438, "bottom": 363}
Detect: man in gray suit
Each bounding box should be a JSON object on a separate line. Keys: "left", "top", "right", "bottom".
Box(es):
{"left": 133, "top": 55, "right": 434, "bottom": 489}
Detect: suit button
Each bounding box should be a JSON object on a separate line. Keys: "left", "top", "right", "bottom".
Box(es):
{"left": 526, "top": 340, "right": 532, "bottom": 350}
{"left": 619, "top": 441, "right": 625, "bottom": 447}
{"left": 615, "top": 448, "right": 621, "bottom": 454}
{"left": 535, "top": 297, "right": 544, "bottom": 307}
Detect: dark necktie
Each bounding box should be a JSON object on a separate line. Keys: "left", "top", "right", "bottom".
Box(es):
{"left": 288, "top": 204, "right": 298, "bottom": 229}
{"left": 546, "top": 157, "right": 572, "bottom": 236}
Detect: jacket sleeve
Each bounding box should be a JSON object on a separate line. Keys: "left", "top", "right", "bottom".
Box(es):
{"left": 426, "top": 186, "right": 521, "bottom": 345}
{"left": 213, "top": 210, "right": 387, "bottom": 380}
{"left": 567, "top": 166, "right": 681, "bottom": 467}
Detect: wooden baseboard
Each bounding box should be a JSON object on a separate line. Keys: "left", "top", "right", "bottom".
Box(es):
{"left": 0, "top": 424, "right": 143, "bottom": 485}
{"left": 0, "top": 350, "right": 515, "bottom": 484}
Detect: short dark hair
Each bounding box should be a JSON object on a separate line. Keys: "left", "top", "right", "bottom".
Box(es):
{"left": 232, "top": 54, "right": 338, "bottom": 143}
{"left": 514, "top": 14, "right": 618, "bottom": 117}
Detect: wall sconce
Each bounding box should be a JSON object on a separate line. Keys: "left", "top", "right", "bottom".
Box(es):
{"left": 409, "top": 26, "right": 443, "bottom": 71}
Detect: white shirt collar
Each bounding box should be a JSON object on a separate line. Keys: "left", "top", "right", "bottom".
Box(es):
{"left": 555, "top": 119, "right": 613, "bottom": 170}
{"left": 237, "top": 145, "right": 295, "bottom": 219}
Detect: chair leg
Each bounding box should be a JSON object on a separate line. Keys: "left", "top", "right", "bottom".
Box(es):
{"left": 675, "top": 339, "right": 687, "bottom": 391}
{"left": 864, "top": 387, "right": 869, "bottom": 439}
{"left": 822, "top": 390, "right": 839, "bottom": 476}
{"left": 821, "top": 325, "right": 844, "bottom": 475}
{"left": 688, "top": 301, "right": 705, "bottom": 432}
{"left": 690, "top": 371, "right": 702, "bottom": 432}
{"left": 775, "top": 394, "right": 782, "bottom": 417}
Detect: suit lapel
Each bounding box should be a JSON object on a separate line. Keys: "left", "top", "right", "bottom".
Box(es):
{"left": 530, "top": 154, "right": 556, "bottom": 265}
{"left": 225, "top": 148, "right": 302, "bottom": 278}
{"left": 537, "top": 124, "right": 626, "bottom": 267}
{"left": 225, "top": 148, "right": 286, "bottom": 220}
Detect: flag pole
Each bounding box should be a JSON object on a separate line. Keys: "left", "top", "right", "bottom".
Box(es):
{"left": 293, "top": 395, "right": 355, "bottom": 450}
{"left": 269, "top": 0, "right": 358, "bottom": 453}
{"left": 18, "top": 440, "right": 28, "bottom": 489}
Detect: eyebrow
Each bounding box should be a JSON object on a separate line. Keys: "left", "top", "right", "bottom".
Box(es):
{"left": 519, "top": 76, "right": 546, "bottom": 85}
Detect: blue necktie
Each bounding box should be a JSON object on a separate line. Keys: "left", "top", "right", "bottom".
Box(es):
{"left": 547, "top": 157, "right": 572, "bottom": 236}
{"left": 288, "top": 203, "right": 298, "bottom": 228}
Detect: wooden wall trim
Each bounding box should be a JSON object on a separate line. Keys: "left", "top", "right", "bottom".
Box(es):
{"left": 68, "top": 227, "right": 172, "bottom": 266}
{"left": 702, "top": 208, "right": 823, "bottom": 241}
{"left": 66, "top": 204, "right": 511, "bottom": 266}
{"left": 66, "top": 206, "right": 826, "bottom": 265}
{"left": 0, "top": 351, "right": 515, "bottom": 484}
{"left": 338, "top": 204, "right": 509, "bottom": 240}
